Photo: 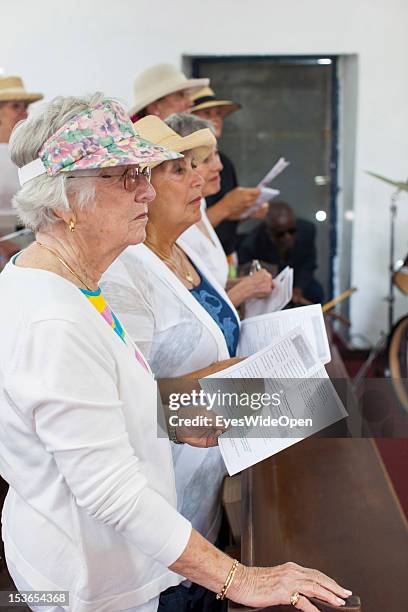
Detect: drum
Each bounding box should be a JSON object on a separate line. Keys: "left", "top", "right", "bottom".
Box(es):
{"left": 388, "top": 315, "right": 408, "bottom": 414}
{"left": 393, "top": 266, "right": 408, "bottom": 295}
{"left": 393, "top": 256, "right": 408, "bottom": 295}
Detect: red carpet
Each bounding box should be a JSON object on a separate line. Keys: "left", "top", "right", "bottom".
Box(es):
{"left": 335, "top": 339, "right": 408, "bottom": 519}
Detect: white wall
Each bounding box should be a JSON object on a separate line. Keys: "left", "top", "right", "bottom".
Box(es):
{"left": 2, "top": 0, "right": 408, "bottom": 344}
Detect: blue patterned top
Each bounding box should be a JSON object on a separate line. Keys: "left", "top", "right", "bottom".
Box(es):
{"left": 190, "top": 271, "right": 239, "bottom": 357}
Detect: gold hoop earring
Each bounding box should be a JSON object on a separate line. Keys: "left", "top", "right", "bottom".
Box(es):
{"left": 69, "top": 219, "right": 76, "bottom": 232}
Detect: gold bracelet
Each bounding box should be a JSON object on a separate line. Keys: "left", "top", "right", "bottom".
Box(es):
{"left": 216, "top": 559, "right": 240, "bottom": 600}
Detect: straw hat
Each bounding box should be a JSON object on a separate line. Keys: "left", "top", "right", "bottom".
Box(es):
{"left": 190, "top": 86, "right": 241, "bottom": 116}
{"left": 134, "top": 115, "right": 216, "bottom": 164}
{"left": 130, "top": 64, "right": 209, "bottom": 116}
{"left": 0, "top": 76, "right": 43, "bottom": 103}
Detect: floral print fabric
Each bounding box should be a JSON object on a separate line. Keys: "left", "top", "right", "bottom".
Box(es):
{"left": 38, "top": 99, "right": 182, "bottom": 176}
{"left": 189, "top": 272, "right": 239, "bottom": 357}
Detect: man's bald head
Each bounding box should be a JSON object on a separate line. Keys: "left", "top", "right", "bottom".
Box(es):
{"left": 266, "top": 201, "right": 297, "bottom": 251}
{"left": 267, "top": 201, "right": 295, "bottom": 228}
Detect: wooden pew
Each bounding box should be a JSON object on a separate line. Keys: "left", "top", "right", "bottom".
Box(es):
{"left": 228, "top": 346, "right": 408, "bottom": 611}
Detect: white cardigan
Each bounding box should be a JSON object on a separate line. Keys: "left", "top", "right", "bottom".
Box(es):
{"left": 101, "top": 243, "right": 238, "bottom": 377}
{"left": 101, "top": 244, "right": 240, "bottom": 545}
{"left": 0, "top": 261, "right": 191, "bottom": 612}
{"left": 178, "top": 199, "right": 229, "bottom": 289}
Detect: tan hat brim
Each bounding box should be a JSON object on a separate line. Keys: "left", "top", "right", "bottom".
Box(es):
{"left": 0, "top": 92, "right": 43, "bottom": 103}
{"left": 163, "top": 129, "right": 216, "bottom": 163}
{"left": 149, "top": 130, "right": 216, "bottom": 167}
{"left": 134, "top": 116, "right": 216, "bottom": 168}
{"left": 190, "top": 100, "right": 241, "bottom": 116}
{"left": 129, "top": 77, "right": 209, "bottom": 117}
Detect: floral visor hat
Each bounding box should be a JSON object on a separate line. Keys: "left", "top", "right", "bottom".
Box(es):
{"left": 18, "top": 99, "right": 183, "bottom": 186}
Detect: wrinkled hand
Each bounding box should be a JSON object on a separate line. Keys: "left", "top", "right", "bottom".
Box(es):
{"left": 244, "top": 269, "right": 275, "bottom": 299}
{"left": 221, "top": 187, "right": 261, "bottom": 219}
{"left": 231, "top": 562, "right": 352, "bottom": 611}
{"left": 175, "top": 408, "right": 226, "bottom": 448}
{"left": 249, "top": 201, "right": 269, "bottom": 220}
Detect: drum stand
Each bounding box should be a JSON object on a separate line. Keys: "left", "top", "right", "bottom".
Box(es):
{"left": 386, "top": 189, "right": 401, "bottom": 334}
{"left": 352, "top": 188, "right": 402, "bottom": 393}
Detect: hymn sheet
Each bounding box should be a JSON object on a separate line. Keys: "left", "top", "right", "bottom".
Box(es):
{"left": 201, "top": 327, "right": 346, "bottom": 475}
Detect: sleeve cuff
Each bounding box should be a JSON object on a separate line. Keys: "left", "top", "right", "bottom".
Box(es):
{"left": 134, "top": 486, "right": 192, "bottom": 567}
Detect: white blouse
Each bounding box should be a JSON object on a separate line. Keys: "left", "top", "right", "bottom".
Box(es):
{"left": 101, "top": 244, "right": 240, "bottom": 545}
{"left": 0, "top": 261, "right": 191, "bottom": 612}
{"left": 178, "top": 198, "right": 229, "bottom": 289}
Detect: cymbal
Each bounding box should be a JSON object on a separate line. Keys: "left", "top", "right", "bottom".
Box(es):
{"left": 366, "top": 171, "right": 408, "bottom": 192}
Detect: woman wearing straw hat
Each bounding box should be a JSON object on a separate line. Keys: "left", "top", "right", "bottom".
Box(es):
{"left": 101, "top": 123, "right": 236, "bottom": 610}
{"left": 0, "top": 76, "right": 43, "bottom": 218}
{"left": 130, "top": 65, "right": 259, "bottom": 228}
{"left": 169, "top": 112, "right": 275, "bottom": 305}
{"left": 190, "top": 86, "right": 268, "bottom": 255}
{"left": 100, "top": 115, "right": 351, "bottom": 612}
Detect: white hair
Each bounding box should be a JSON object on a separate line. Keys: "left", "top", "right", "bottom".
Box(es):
{"left": 9, "top": 92, "right": 108, "bottom": 232}
{"left": 165, "top": 112, "right": 215, "bottom": 137}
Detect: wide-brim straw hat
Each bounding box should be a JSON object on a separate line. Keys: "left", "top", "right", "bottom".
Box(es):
{"left": 130, "top": 64, "right": 209, "bottom": 117}
{"left": 190, "top": 86, "right": 241, "bottom": 117}
{"left": 134, "top": 115, "right": 216, "bottom": 165}
{"left": 0, "top": 76, "right": 43, "bottom": 103}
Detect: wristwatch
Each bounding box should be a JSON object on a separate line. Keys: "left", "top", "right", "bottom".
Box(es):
{"left": 167, "top": 422, "right": 184, "bottom": 444}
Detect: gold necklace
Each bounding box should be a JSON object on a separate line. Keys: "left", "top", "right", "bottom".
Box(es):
{"left": 145, "top": 241, "right": 195, "bottom": 284}
{"left": 36, "top": 241, "right": 94, "bottom": 291}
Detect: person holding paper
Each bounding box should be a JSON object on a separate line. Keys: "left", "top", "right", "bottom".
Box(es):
{"left": 238, "top": 201, "right": 324, "bottom": 304}
{"left": 0, "top": 92, "right": 222, "bottom": 612}
{"left": 100, "top": 117, "right": 351, "bottom": 611}
{"left": 0, "top": 94, "right": 352, "bottom": 612}
{"left": 167, "top": 112, "right": 275, "bottom": 305}
{"left": 190, "top": 86, "right": 268, "bottom": 254}
{"left": 100, "top": 117, "right": 240, "bottom": 607}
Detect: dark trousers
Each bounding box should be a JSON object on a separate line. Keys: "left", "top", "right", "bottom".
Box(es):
{"left": 303, "top": 278, "right": 324, "bottom": 304}
{"left": 158, "top": 582, "right": 228, "bottom": 612}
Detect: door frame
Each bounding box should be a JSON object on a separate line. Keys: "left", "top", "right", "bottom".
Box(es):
{"left": 186, "top": 54, "right": 340, "bottom": 299}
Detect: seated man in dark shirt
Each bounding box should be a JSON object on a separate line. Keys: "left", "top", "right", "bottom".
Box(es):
{"left": 238, "top": 201, "right": 324, "bottom": 304}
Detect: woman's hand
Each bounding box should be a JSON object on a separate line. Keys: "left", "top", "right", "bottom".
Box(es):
{"left": 249, "top": 201, "right": 269, "bottom": 220}
{"left": 175, "top": 408, "right": 226, "bottom": 448}
{"left": 246, "top": 269, "right": 275, "bottom": 298}
{"left": 230, "top": 562, "right": 352, "bottom": 611}
{"left": 222, "top": 187, "right": 261, "bottom": 219}
{"left": 170, "top": 531, "right": 352, "bottom": 612}
{"left": 228, "top": 270, "right": 274, "bottom": 307}
{"left": 207, "top": 188, "right": 261, "bottom": 227}
{"left": 169, "top": 359, "right": 243, "bottom": 447}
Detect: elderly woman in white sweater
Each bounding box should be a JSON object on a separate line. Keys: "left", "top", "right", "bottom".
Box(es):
{"left": 100, "top": 115, "right": 350, "bottom": 612}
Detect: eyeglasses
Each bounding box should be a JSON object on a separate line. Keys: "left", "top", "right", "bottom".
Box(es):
{"left": 275, "top": 227, "right": 297, "bottom": 239}
{"left": 67, "top": 166, "right": 152, "bottom": 192}
{"left": 122, "top": 166, "right": 152, "bottom": 190}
